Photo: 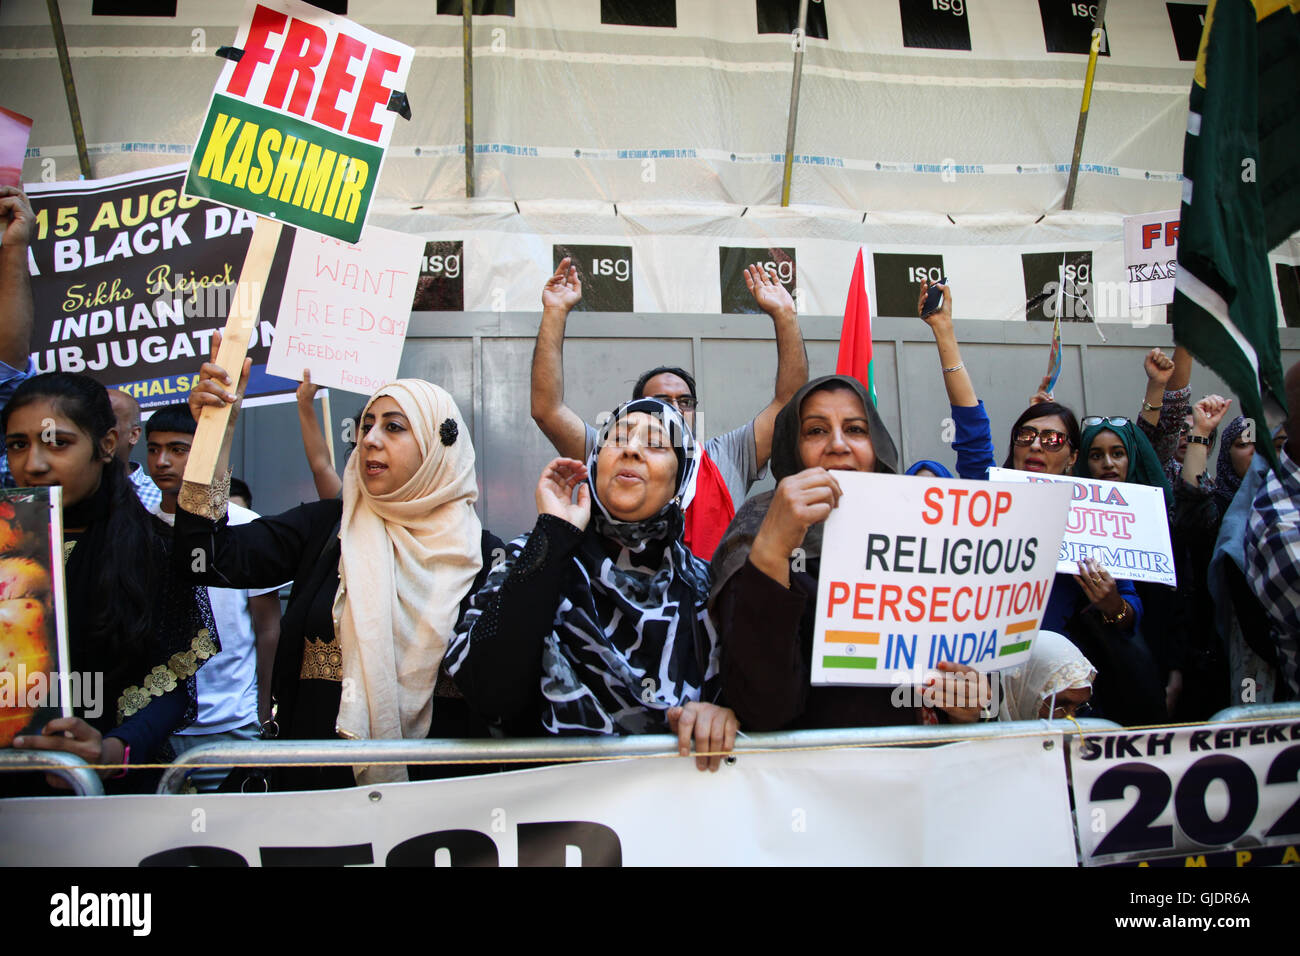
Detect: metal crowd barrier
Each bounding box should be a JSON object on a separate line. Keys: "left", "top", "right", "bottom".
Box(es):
{"left": 157, "top": 717, "right": 1122, "bottom": 794}
{"left": 0, "top": 749, "right": 104, "bottom": 796}
{"left": 1209, "top": 702, "right": 1300, "bottom": 723}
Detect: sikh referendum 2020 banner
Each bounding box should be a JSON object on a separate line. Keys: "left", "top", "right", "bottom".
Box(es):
{"left": 24, "top": 165, "right": 298, "bottom": 411}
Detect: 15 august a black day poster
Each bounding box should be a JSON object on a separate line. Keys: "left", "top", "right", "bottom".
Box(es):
{"left": 24, "top": 164, "right": 297, "bottom": 411}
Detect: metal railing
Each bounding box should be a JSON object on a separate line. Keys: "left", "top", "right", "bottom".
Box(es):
{"left": 0, "top": 749, "right": 103, "bottom": 796}
{"left": 1210, "top": 702, "right": 1300, "bottom": 723}
{"left": 157, "top": 718, "right": 1122, "bottom": 794}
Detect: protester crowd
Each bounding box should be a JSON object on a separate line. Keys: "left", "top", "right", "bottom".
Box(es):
{"left": 1, "top": 183, "right": 1296, "bottom": 796}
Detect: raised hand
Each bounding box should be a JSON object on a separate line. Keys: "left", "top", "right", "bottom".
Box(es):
{"left": 0, "top": 186, "right": 34, "bottom": 248}
{"left": 917, "top": 278, "right": 952, "bottom": 331}
{"left": 296, "top": 368, "right": 321, "bottom": 405}
{"left": 1192, "top": 394, "right": 1232, "bottom": 435}
{"left": 542, "top": 256, "right": 583, "bottom": 312}
{"left": 1144, "top": 347, "right": 1175, "bottom": 387}
{"left": 535, "top": 457, "right": 591, "bottom": 530}
{"left": 744, "top": 263, "right": 795, "bottom": 319}
{"left": 1029, "top": 373, "right": 1054, "bottom": 406}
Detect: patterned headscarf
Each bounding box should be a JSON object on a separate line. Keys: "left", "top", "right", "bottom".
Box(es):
{"left": 1214, "top": 416, "right": 1251, "bottom": 514}
{"left": 458, "top": 399, "right": 718, "bottom": 736}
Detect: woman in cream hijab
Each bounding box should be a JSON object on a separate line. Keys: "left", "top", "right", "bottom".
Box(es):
{"left": 998, "top": 630, "right": 1097, "bottom": 722}
{"left": 180, "top": 348, "right": 500, "bottom": 789}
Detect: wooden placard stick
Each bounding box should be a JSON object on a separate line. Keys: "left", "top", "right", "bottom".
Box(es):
{"left": 320, "top": 388, "right": 338, "bottom": 472}
{"left": 183, "top": 216, "right": 283, "bottom": 484}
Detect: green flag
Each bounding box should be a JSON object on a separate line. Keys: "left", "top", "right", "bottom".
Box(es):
{"left": 1172, "top": 0, "right": 1300, "bottom": 468}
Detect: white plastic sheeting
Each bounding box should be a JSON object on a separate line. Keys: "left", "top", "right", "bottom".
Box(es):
{"left": 1, "top": 1, "right": 1295, "bottom": 325}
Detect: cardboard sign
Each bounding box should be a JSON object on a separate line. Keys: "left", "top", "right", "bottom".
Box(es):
{"left": 1123, "top": 210, "right": 1180, "bottom": 308}
{"left": 1071, "top": 719, "right": 1300, "bottom": 867}
{"left": 24, "top": 165, "right": 298, "bottom": 410}
{"left": 0, "top": 106, "right": 32, "bottom": 187}
{"left": 266, "top": 225, "right": 423, "bottom": 395}
{"left": 811, "top": 472, "right": 1071, "bottom": 686}
{"left": 989, "top": 468, "right": 1176, "bottom": 586}
{"left": 184, "top": 0, "right": 413, "bottom": 242}
{"left": 0, "top": 487, "right": 71, "bottom": 747}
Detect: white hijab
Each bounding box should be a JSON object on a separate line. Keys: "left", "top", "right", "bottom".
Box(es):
{"left": 999, "top": 630, "right": 1096, "bottom": 721}
{"left": 334, "top": 380, "right": 483, "bottom": 784}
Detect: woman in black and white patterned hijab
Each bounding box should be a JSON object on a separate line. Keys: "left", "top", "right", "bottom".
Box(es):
{"left": 447, "top": 398, "right": 738, "bottom": 771}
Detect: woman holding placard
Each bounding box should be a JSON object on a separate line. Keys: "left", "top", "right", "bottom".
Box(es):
{"left": 179, "top": 343, "right": 501, "bottom": 790}
{"left": 4, "top": 372, "right": 217, "bottom": 793}
{"left": 999, "top": 401, "right": 1163, "bottom": 725}
{"left": 711, "top": 374, "right": 987, "bottom": 730}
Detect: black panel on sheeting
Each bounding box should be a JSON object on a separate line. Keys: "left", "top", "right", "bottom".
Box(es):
{"left": 553, "top": 244, "right": 635, "bottom": 313}
{"left": 873, "top": 253, "right": 944, "bottom": 319}
{"left": 601, "top": 0, "right": 676, "bottom": 28}
{"left": 91, "top": 0, "right": 177, "bottom": 15}
{"left": 1166, "top": 3, "right": 1209, "bottom": 62}
{"left": 720, "top": 247, "right": 797, "bottom": 315}
{"left": 1038, "top": 0, "right": 1110, "bottom": 56}
{"left": 756, "top": 0, "right": 829, "bottom": 40}
{"left": 300, "top": 0, "right": 349, "bottom": 13}
{"left": 899, "top": 0, "right": 971, "bottom": 51}
{"left": 436, "top": 0, "right": 516, "bottom": 15}
{"left": 1022, "top": 251, "right": 1095, "bottom": 322}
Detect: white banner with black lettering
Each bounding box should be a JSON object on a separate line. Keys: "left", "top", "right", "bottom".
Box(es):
{"left": 1071, "top": 719, "right": 1300, "bottom": 868}
{"left": 3, "top": 736, "right": 1076, "bottom": 866}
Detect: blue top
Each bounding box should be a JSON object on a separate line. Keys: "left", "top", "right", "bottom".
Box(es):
{"left": 1040, "top": 573, "right": 1144, "bottom": 634}
{"left": 910, "top": 401, "right": 996, "bottom": 481}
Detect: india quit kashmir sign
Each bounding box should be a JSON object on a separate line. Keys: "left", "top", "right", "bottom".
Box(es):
{"left": 988, "top": 468, "right": 1176, "bottom": 587}
{"left": 184, "top": 0, "right": 413, "bottom": 242}
{"left": 812, "top": 472, "right": 1070, "bottom": 686}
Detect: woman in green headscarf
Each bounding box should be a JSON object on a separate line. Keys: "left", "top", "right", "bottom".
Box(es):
{"left": 1074, "top": 415, "right": 1174, "bottom": 515}
{"left": 1071, "top": 414, "right": 1175, "bottom": 724}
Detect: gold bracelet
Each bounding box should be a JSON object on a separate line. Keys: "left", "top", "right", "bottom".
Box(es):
{"left": 1101, "top": 601, "right": 1129, "bottom": 626}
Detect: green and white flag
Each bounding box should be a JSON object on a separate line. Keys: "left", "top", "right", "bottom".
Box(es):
{"left": 1172, "top": 0, "right": 1300, "bottom": 467}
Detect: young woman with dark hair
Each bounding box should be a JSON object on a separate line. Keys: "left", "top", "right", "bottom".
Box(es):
{"left": 5, "top": 372, "right": 216, "bottom": 792}
{"left": 1000, "top": 396, "right": 1163, "bottom": 725}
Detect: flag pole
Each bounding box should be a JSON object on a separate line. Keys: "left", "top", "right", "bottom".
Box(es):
{"left": 1063, "top": 0, "right": 1108, "bottom": 210}
{"left": 780, "top": 0, "right": 810, "bottom": 207}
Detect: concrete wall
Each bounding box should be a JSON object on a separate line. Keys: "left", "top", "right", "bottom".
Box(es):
{"left": 201, "top": 314, "right": 1300, "bottom": 541}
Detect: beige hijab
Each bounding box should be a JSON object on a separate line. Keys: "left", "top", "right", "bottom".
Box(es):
{"left": 334, "top": 380, "right": 483, "bottom": 784}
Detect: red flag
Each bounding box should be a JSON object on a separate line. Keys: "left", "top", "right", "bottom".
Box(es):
{"left": 835, "top": 248, "right": 877, "bottom": 404}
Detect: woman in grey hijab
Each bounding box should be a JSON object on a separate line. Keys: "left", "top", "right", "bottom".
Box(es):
{"left": 711, "top": 375, "right": 984, "bottom": 730}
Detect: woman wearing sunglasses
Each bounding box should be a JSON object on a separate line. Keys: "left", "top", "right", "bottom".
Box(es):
{"left": 1001, "top": 402, "right": 1164, "bottom": 725}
